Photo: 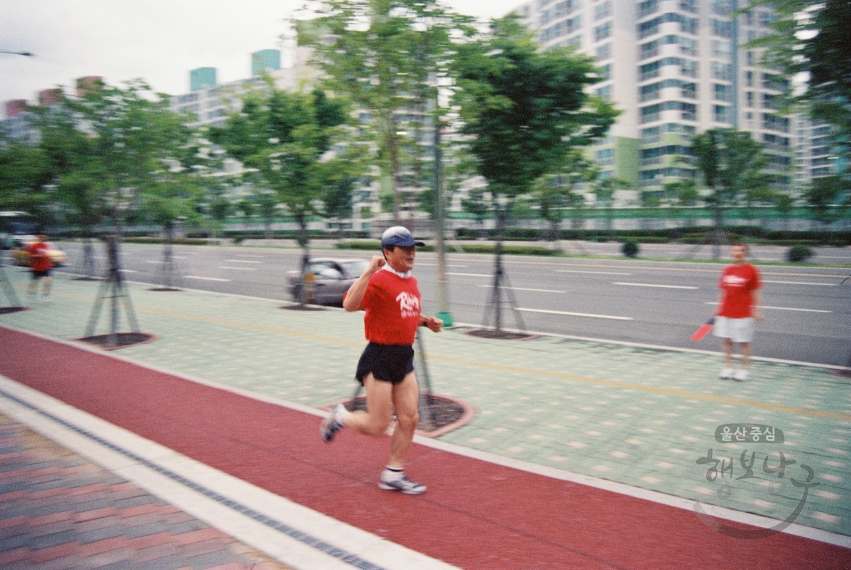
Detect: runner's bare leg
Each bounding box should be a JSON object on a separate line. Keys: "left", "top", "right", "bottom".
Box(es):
{"left": 389, "top": 372, "right": 419, "bottom": 469}
{"left": 344, "top": 374, "right": 393, "bottom": 437}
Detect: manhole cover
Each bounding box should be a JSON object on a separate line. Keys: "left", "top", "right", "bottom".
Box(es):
{"left": 337, "top": 393, "right": 475, "bottom": 438}
{"left": 0, "top": 307, "right": 28, "bottom": 315}
{"left": 465, "top": 329, "right": 537, "bottom": 341}
{"left": 76, "top": 332, "right": 157, "bottom": 350}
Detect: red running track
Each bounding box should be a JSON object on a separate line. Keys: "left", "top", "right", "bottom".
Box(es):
{"left": 1, "top": 326, "right": 848, "bottom": 569}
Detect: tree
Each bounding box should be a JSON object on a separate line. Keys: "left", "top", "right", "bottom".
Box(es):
{"left": 663, "top": 178, "right": 701, "bottom": 231}
{"left": 532, "top": 151, "right": 595, "bottom": 250}
{"left": 451, "top": 16, "right": 618, "bottom": 331}
{"left": 745, "top": 0, "right": 851, "bottom": 169}
{"left": 689, "top": 129, "right": 772, "bottom": 259}
{"left": 210, "top": 85, "right": 356, "bottom": 305}
{"left": 297, "top": 0, "right": 475, "bottom": 226}
{"left": 595, "top": 176, "right": 633, "bottom": 240}
{"left": 806, "top": 175, "right": 848, "bottom": 230}
{"left": 460, "top": 187, "right": 490, "bottom": 238}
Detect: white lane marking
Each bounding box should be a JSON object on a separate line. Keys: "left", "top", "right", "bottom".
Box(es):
{"left": 516, "top": 308, "right": 633, "bottom": 321}
{"left": 556, "top": 270, "right": 632, "bottom": 276}
{"left": 615, "top": 282, "right": 698, "bottom": 290}
{"left": 186, "top": 276, "right": 231, "bottom": 282}
{"left": 220, "top": 266, "right": 258, "bottom": 271}
{"left": 225, "top": 260, "right": 262, "bottom": 263}
{"left": 763, "top": 280, "right": 838, "bottom": 287}
{"left": 477, "top": 285, "right": 564, "bottom": 293}
{"left": 119, "top": 269, "right": 138, "bottom": 273}
{"left": 704, "top": 302, "right": 831, "bottom": 313}
{"left": 446, "top": 272, "right": 491, "bottom": 277}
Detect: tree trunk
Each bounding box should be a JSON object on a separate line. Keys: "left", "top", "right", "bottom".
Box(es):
{"left": 298, "top": 215, "right": 311, "bottom": 307}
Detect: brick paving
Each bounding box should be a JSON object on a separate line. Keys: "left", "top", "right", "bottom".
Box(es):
{"left": 0, "top": 413, "right": 294, "bottom": 570}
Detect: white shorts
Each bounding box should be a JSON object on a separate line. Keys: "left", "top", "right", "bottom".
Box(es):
{"left": 713, "top": 317, "right": 755, "bottom": 343}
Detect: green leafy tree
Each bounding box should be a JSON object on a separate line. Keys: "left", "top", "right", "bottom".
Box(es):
{"left": 689, "top": 129, "right": 772, "bottom": 259}
{"left": 594, "top": 176, "right": 632, "bottom": 240}
{"left": 451, "top": 16, "right": 618, "bottom": 330}
{"left": 663, "top": 178, "right": 701, "bottom": 231}
{"left": 460, "top": 187, "right": 491, "bottom": 238}
{"left": 532, "top": 151, "right": 595, "bottom": 249}
{"left": 745, "top": 0, "right": 851, "bottom": 175}
{"left": 297, "top": 0, "right": 475, "bottom": 226}
{"left": 806, "top": 174, "right": 848, "bottom": 228}
{"left": 210, "top": 85, "right": 354, "bottom": 304}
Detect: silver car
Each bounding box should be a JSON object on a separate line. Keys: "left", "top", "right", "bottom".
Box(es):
{"left": 286, "top": 258, "right": 369, "bottom": 306}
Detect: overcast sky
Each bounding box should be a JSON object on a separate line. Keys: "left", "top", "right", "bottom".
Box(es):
{"left": 0, "top": 0, "right": 520, "bottom": 113}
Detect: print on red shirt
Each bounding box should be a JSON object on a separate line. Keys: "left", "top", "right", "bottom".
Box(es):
{"left": 359, "top": 269, "right": 421, "bottom": 346}
{"left": 717, "top": 263, "right": 761, "bottom": 319}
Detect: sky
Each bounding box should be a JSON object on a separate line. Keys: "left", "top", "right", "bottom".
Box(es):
{"left": 0, "top": 0, "right": 521, "bottom": 113}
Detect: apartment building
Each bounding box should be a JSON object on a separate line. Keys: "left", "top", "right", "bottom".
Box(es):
{"left": 511, "top": 0, "right": 795, "bottom": 194}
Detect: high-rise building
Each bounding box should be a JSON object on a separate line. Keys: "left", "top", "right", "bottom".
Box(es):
{"left": 510, "top": 0, "right": 794, "bottom": 193}
{"left": 251, "top": 49, "right": 281, "bottom": 76}
{"left": 190, "top": 67, "right": 218, "bottom": 92}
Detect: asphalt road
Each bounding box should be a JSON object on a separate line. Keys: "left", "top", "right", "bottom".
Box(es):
{"left": 49, "top": 240, "right": 851, "bottom": 367}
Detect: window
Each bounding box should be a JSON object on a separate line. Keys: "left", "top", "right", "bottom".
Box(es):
{"left": 598, "top": 64, "right": 611, "bottom": 80}
{"left": 746, "top": 51, "right": 755, "bottom": 66}
{"left": 638, "top": 0, "right": 658, "bottom": 18}
{"left": 596, "top": 85, "right": 612, "bottom": 99}
{"left": 746, "top": 71, "right": 754, "bottom": 87}
{"left": 596, "top": 148, "right": 614, "bottom": 166}
{"left": 712, "top": 40, "right": 731, "bottom": 59}
{"left": 681, "top": 82, "right": 697, "bottom": 99}
{"left": 639, "top": 60, "right": 660, "bottom": 81}
{"left": 595, "top": 21, "right": 611, "bottom": 41}
{"left": 640, "top": 40, "right": 658, "bottom": 60}
{"left": 746, "top": 91, "right": 754, "bottom": 107}
{"left": 714, "top": 105, "right": 730, "bottom": 123}
{"left": 641, "top": 104, "right": 661, "bottom": 123}
{"left": 681, "top": 59, "right": 697, "bottom": 77}
{"left": 712, "top": 0, "right": 732, "bottom": 16}
{"left": 568, "top": 15, "right": 582, "bottom": 33}
{"left": 568, "top": 34, "right": 582, "bottom": 49}
{"left": 712, "top": 19, "right": 733, "bottom": 38}
{"left": 763, "top": 113, "right": 790, "bottom": 132}
{"left": 759, "top": 11, "right": 776, "bottom": 27}
{"left": 680, "top": 0, "right": 697, "bottom": 13}
{"left": 713, "top": 83, "right": 731, "bottom": 102}
{"left": 595, "top": 0, "right": 611, "bottom": 20}
{"left": 679, "top": 36, "right": 698, "bottom": 56}
{"left": 641, "top": 126, "right": 661, "bottom": 143}
{"left": 596, "top": 43, "right": 612, "bottom": 61}
{"left": 712, "top": 61, "right": 732, "bottom": 80}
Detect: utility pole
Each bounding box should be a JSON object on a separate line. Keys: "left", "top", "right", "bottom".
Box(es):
{"left": 433, "top": 114, "right": 452, "bottom": 326}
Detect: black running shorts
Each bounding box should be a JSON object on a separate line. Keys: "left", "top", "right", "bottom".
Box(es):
{"left": 356, "top": 342, "right": 415, "bottom": 385}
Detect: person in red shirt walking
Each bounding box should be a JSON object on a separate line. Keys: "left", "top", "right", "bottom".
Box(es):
{"left": 714, "top": 243, "right": 763, "bottom": 381}
{"left": 320, "top": 226, "right": 443, "bottom": 494}
{"left": 26, "top": 233, "right": 53, "bottom": 302}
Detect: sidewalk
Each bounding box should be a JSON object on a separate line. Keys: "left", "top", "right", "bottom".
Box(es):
{"left": 0, "top": 266, "right": 849, "bottom": 567}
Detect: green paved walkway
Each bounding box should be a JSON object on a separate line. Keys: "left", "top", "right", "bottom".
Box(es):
{"left": 2, "top": 267, "right": 849, "bottom": 538}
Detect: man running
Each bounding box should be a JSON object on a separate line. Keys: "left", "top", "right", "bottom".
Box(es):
{"left": 715, "top": 243, "right": 763, "bottom": 381}
{"left": 26, "top": 233, "right": 53, "bottom": 302}
{"left": 320, "top": 226, "right": 442, "bottom": 494}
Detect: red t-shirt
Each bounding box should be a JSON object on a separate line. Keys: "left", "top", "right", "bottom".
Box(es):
{"left": 359, "top": 269, "right": 421, "bottom": 345}
{"left": 717, "top": 263, "right": 761, "bottom": 318}
{"left": 26, "top": 242, "right": 53, "bottom": 272}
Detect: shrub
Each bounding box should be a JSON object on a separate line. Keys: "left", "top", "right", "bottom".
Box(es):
{"left": 622, "top": 240, "right": 640, "bottom": 258}
{"left": 787, "top": 244, "right": 814, "bottom": 263}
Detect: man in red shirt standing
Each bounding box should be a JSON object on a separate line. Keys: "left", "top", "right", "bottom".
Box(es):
{"left": 714, "top": 243, "right": 763, "bottom": 381}
{"left": 320, "top": 226, "right": 443, "bottom": 494}
{"left": 26, "top": 233, "right": 53, "bottom": 302}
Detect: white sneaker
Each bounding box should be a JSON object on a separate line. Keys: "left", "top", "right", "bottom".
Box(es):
{"left": 378, "top": 473, "right": 426, "bottom": 495}
{"left": 720, "top": 368, "right": 734, "bottom": 380}
{"left": 733, "top": 369, "right": 750, "bottom": 382}
{"left": 319, "top": 404, "right": 346, "bottom": 443}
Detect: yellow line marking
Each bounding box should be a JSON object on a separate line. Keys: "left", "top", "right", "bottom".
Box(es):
{"left": 15, "top": 284, "right": 850, "bottom": 422}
